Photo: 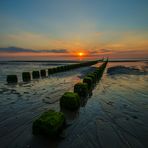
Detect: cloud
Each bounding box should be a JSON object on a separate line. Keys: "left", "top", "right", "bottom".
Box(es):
{"left": 113, "top": 49, "right": 148, "bottom": 55}
{"left": 99, "top": 49, "right": 112, "bottom": 53}
{"left": 0, "top": 32, "right": 72, "bottom": 50}
{"left": 88, "top": 48, "right": 112, "bottom": 55}
{"left": 0, "top": 47, "right": 69, "bottom": 53}
{"left": 0, "top": 31, "right": 148, "bottom": 60}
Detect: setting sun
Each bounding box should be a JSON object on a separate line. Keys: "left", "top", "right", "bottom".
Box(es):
{"left": 78, "top": 52, "right": 84, "bottom": 56}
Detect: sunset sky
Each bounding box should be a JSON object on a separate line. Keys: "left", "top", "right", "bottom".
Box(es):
{"left": 0, "top": 0, "right": 148, "bottom": 60}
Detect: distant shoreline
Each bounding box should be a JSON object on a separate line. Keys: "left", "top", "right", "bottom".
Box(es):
{"left": 0, "top": 59, "right": 148, "bottom": 63}
{"left": 109, "top": 59, "right": 148, "bottom": 62}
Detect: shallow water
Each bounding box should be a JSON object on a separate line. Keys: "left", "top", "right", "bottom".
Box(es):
{"left": 0, "top": 61, "right": 148, "bottom": 148}
{"left": 0, "top": 61, "right": 77, "bottom": 83}
{"left": 58, "top": 62, "right": 148, "bottom": 148}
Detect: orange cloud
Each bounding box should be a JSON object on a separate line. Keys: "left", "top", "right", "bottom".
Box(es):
{"left": 0, "top": 31, "right": 148, "bottom": 60}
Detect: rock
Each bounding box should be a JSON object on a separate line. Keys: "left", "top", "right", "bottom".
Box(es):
{"left": 83, "top": 77, "right": 93, "bottom": 91}
{"left": 40, "top": 69, "right": 46, "bottom": 77}
{"left": 32, "top": 71, "right": 40, "bottom": 79}
{"left": 32, "top": 110, "right": 65, "bottom": 137}
{"left": 7, "top": 75, "right": 18, "bottom": 84}
{"left": 22, "top": 72, "right": 31, "bottom": 82}
{"left": 60, "top": 92, "right": 80, "bottom": 111}
{"left": 74, "top": 82, "right": 88, "bottom": 98}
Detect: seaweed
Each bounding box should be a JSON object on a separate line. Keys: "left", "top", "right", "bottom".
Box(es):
{"left": 32, "top": 110, "right": 65, "bottom": 137}
{"left": 74, "top": 82, "right": 88, "bottom": 98}
{"left": 83, "top": 77, "right": 93, "bottom": 91}
{"left": 86, "top": 73, "right": 96, "bottom": 84}
{"left": 60, "top": 92, "right": 80, "bottom": 111}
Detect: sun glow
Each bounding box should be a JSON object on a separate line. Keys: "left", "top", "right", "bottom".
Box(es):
{"left": 78, "top": 52, "right": 84, "bottom": 56}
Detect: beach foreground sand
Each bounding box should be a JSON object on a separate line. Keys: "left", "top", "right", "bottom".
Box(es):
{"left": 0, "top": 62, "right": 148, "bottom": 148}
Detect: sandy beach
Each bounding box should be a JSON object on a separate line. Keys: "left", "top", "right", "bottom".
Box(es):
{"left": 0, "top": 61, "right": 148, "bottom": 148}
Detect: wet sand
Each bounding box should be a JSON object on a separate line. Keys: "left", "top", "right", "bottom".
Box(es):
{"left": 0, "top": 62, "right": 148, "bottom": 148}
{"left": 0, "top": 65, "right": 97, "bottom": 148}
{"left": 59, "top": 74, "right": 148, "bottom": 148}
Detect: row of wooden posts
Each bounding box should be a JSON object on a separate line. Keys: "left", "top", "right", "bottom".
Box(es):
{"left": 61, "top": 59, "right": 109, "bottom": 110}
{"left": 6, "top": 60, "right": 100, "bottom": 84}
{"left": 32, "top": 59, "right": 108, "bottom": 137}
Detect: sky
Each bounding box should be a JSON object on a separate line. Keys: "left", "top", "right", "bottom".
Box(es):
{"left": 0, "top": 0, "right": 148, "bottom": 60}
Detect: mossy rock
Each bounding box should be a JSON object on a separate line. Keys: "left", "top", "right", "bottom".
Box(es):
{"left": 56, "top": 66, "right": 61, "bottom": 72}
{"left": 52, "top": 68, "right": 58, "bottom": 73}
{"left": 32, "top": 71, "right": 40, "bottom": 79}
{"left": 7, "top": 75, "right": 18, "bottom": 83}
{"left": 63, "top": 66, "right": 67, "bottom": 71}
{"left": 61, "top": 66, "right": 66, "bottom": 71}
{"left": 32, "top": 110, "right": 65, "bottom": 137}
{"left": 74, "top": 82, "right": 88, "bottom": 97}
{"left": 94, "top": 70, "right": 100, "bottom": 78}
{"left": 83, "top": 77, "right": 93, "bottom": 91}
{"left": 100, "top": 62, "right": 107, "bottom": 71}
{"left": 86, "top": 74, "right": 96, "bottom": 84}
{"left": 66, "top": 65, "right": 70, "bottom": 70}
{"left": 40, "top": 69, "right": 46, "bottom": 77}
{"left": 93, "top": 72, "right": 98, "bottom": 80}
{"left": 22, "top": 72, "right": 31, "bottom": 82}
{"left": 60, "top": 92, "right": 80, "bottom": 111}
{"left": 60, "top": 66, "right": 65, "bottom": 72}
{"left": 96, "top": 69, "right": 103, "bottom": 78}
{"left": 57, "top": 66, "right": 63, "bottom": 72}
{"left": 48, "top": 68, "right": 57, "bottom": 74}
{"left": 48, "top": 68, "right": 54, "bottom": 75}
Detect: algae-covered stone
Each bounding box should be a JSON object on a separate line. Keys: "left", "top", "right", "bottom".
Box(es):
{"left": 83, "top": 77, "right": 93, "bottom": 91}
{"left": 52, "top": 68, "right": 58, "bottom": 73}
{"left": 32, "top": 110, "right": 65, "bottom": 136}
{"left": 74, "top": 82, "right": 88, "bottom": 97}
{"left": 92, "top": 72, "right": 98, "bottom": 80}
{"left": 86, "top": 74, "right": 96, "bottom": 84}
{"left": 57, "top": 66, "right": 64, "bottom": 72}
{"left": 48, "top": 68, "right": 53, "bottom": 75}
{"left": 40, "top": 69, "right": 46, "bottom": 77}
{"left": 61, "top": 66, "right": 66, "bottom": 71}
{"left": 96, "top": 68, "right": 103, "bottom": 78}
{"left": 22, "top": 72, "right": 31, "bottom": 82}
{"left": 60, "top": 92, "right": 80, "bottom": 111}
{"left": 63, "top": 66, "right": 67, "bottom": 71}
{"left": 32, "top": 71, "right": 40, "bottom": 79}
{"left": 7, "top": 75, "right": 18, "bottom": 83}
